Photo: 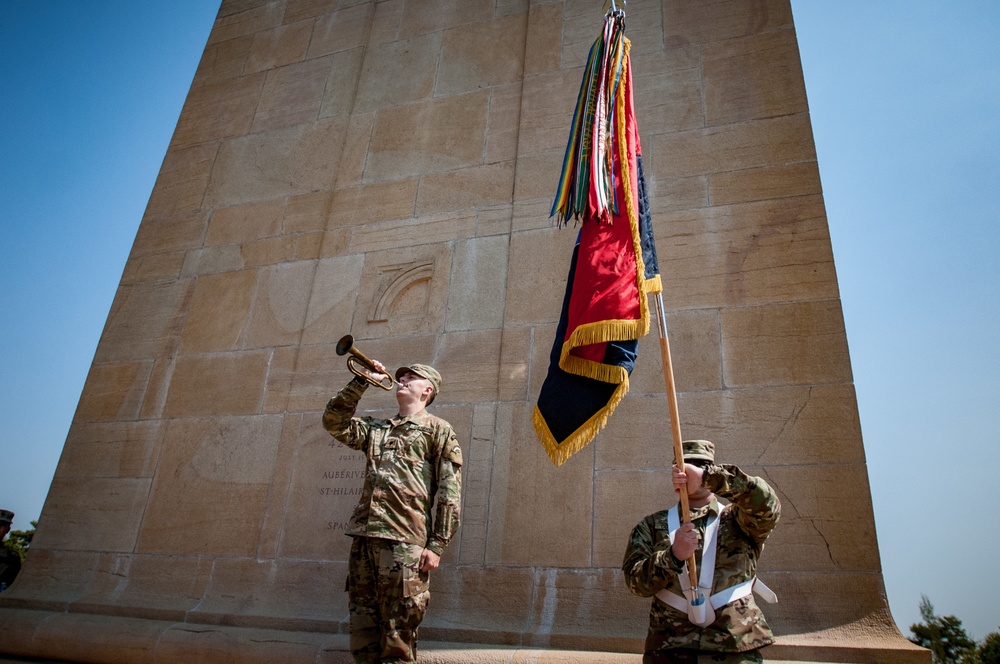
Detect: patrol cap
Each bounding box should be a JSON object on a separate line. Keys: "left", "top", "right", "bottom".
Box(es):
{"left": 395, "top": 363, "right": 442, "bottom": 398}
{"left": 0, "top": 509, "right": 13, "bottom": 525}
{"left": 682, "top": 440, "right": 715, "bottom": 463}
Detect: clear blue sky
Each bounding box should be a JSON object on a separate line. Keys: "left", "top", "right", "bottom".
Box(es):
{"left": 1, "top": 0, "right": 997, "bottom": 643}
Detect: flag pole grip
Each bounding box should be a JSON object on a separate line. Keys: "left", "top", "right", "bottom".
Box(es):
{"left": 653, "top": 293, "right": 699, "bottom": 590}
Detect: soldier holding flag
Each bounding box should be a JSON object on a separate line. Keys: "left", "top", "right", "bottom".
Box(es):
{"left": 0, "top": 509, "right": 21, "bottom": 592}
{"left": 623, "top": 440, "right": 781, "bottom": 664}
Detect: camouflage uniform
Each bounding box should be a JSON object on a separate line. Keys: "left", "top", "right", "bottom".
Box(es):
{"left": 622, "top": 464, "right": 780, "bottom": 664}
{"left": 0, "top": 542, "right": 20, "bottom": 590}
{"left": 0, "top": 509, "right": 19, "bottom": 592}
{"left": 323, "top": 376, "right": 463, "bottom": 663}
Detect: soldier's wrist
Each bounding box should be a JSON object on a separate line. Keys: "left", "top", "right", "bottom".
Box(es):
{"left": 701, "top": 464, "right": 722, "bottom": 491}
{"left": 655, "top": 546, "right": 685, "bottom": 573}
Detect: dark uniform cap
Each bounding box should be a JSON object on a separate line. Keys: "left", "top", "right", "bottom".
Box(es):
{"left": 395, "top": 363, "right": 442, "bottom": 394}
{"left": 682, "top": 439, "right": 715, "bottom": 463}
{"left": 0, "top": 510, "right": 13, "bottom": 525}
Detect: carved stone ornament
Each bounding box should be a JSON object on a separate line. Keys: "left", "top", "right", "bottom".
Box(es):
{"left": 367, "top": 260, "right": 434, "bottom": 323}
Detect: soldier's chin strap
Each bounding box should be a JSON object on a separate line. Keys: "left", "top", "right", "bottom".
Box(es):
{"left": 656, "top": 501, "right": 778, "bottom": 627}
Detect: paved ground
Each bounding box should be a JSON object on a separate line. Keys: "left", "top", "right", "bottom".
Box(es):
{"left": 0, "top": 651, "right": 857, "bottom": 664}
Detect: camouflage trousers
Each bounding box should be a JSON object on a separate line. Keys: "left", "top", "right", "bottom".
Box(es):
{"left": 347, "top": 536, "right": 430, "bottom": 664}
{"left": 643, "top": 648, "right": 763, "bottom": 664}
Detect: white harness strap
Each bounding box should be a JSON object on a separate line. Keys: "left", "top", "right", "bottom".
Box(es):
{"left": 666, "top": 501, "right": 719, "bottom": 600}
{"left": 654, "top": 502, "right": 777, "bottom": 621}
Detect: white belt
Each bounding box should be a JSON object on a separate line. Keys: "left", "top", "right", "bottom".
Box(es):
{"left": 655, "top": 577, "right": 778, "bottom": 614}
{"left": 655, "top": 502, "right": 777, "bottom": 624}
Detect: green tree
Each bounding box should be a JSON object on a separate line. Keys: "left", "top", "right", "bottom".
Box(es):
{"left": 979, "top": 631, "right": 1000, "bottom": 664}
{"left": 910, "top": 595, "right": 978, "bottom": 664}
{"left": 4, "top": 520, "right": 36, "bottom": 563}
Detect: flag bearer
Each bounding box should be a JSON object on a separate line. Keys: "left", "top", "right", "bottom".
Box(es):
{"left": 623, "top": 440, "right": 781, "bottom": 664}
{"left": 0, "top": 509, "right": 21, "bottom": 592}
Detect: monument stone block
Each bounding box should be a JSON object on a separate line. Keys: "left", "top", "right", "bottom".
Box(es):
{"left": 721, "top": 299, "right": 852, "bottom": 386}
{"left": 332, "top": 111, "right": 375, "bottom": 188}
{"left": 709, "top": 161, "right": 823, "bottom": 206}
{"left": 204, "top": 116, "right": 349, "bottom": 207}
{"left": 497, "top": 402, "right": 593, "bottom": 568}
{"left": 76, "top": 552, "right": 214, "bottom": 616}
{"left": 366, "top": 90, "right": 491, "bottom": 180}
{"left": 243, "top": 260, "right": 316, "bottom": 347}
{"left": 121, "top": 251, "right": 188, "bottom": 285}
{"left": 171, "top": 72, "right": 265, "bottom": 147}
{"left": 354, "top": 32, "right": 441, "bottom": 113}
{"left": 36, "top": 477, "right": 150, "bottom": 553}
{"left": 131, "top": 211, "right": 210, "bottom": 256}
{"left": 301, "top": 254, "right": 366, "bottom": 345}
{"left": 144, "top": 142, "right": 219, "bottom": 218}
{"left": 308, "top": 3, "right": 374, "bottom": 59}
{"left": 284, "top": 190, "right": 334, "bottom": 232}
{"left": 445, "top": 235, "right": 509, "bottom": 331}
{"left": 398, "top": 0, "right": 494, "bottom": 39}
{"left": 524, "top": 3, "right": 562, "bottom": 77}
{"left": 416, "top": 161, "right": 516, "bottom": 216}
{"left": 161, "top": 351, "right": 270, "bottom": 417}
{"left": 497, "top": 325, "right": 531, "bottom": 401}
{"left": 245, "top": 18, "right": 313, "bottom": 74}
{"left": 434, "top": 329, "right": 503, "bottom": 402}
{"left": 33, "top": 613, "right": 164, "bottom": 664}
{"left": 180, "top": 242, "right": 245, "bottom": 277}
{"left": 628, "top": 309, "right": 724, "bottom": 393}
{"left": 327, "top": 178, "right": 419, "bottom": 228}
{"left": 55, "top": 420, "right": 162, "bottom": 479}
{"left": 180, "top": 269, "right": 257, "bottom": 352}
{"left": 436, "top": 13, "right": 526, "bottom": 96}
{"left": 369, "top": 0, "right": 404, "bottom": 47}
{"left": 241, "top": 234, "right": 301, "bottom": 267}
{"left": 504, "top": 227, "right": 573, "bottom": 324}
{"left": 511, "top": 149, "right": 562, "bottom": 205}
{"left": 73, "top": 361, "right": 151, "bottom": 423}
{"left": 485, "top": 82, "right": 522, "bottom": 163}
{"left": 664, "top": 0, "right": 793, "bottom": 47}
{"left": 519, "top": 68, "right": 591, "bottom": 154}
{"left": 252, "top": 54, "right": 334, "bottom": 132}
{"left": 206, "top": 199, "right": 285, "bottom": 245}
{"left": 194, "top": 34, "right": 254, "bottom": 86}
{"left": 319, "top": 47, "right": 365, "bottom": 119}
{"left": 703, "top": 29, "right": 809, "bottom": 125}
{"left": 632, "top": 47, "right": 704, "bottom": 135}
{"left": 209, "top": 2, "right": 284, "bottom": 46}
{"left": 675, "top": 385, "right": 866, "bottom": 466}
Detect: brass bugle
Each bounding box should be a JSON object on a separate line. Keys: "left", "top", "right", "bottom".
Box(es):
{"left": 336, "top": 335, "right": 395, "bottom": 391}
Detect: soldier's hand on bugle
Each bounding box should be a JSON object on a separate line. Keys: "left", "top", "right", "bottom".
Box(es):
{"left": 368, "top": 359, "right": 389, "bottom": 382}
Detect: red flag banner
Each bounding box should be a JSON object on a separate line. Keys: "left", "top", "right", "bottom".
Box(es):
{"left": 534, "top": 12, "right": 660, "bottom": 467}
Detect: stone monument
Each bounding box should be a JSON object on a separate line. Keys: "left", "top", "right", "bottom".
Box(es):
{"left": 0, "top": 1, "right": 928, "bottom": 662}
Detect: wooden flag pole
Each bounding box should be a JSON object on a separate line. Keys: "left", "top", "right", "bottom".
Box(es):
{"left": 653, "top": 292, "right": 700, "bottom": 594}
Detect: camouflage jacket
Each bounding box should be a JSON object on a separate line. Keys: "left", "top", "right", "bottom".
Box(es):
{"left": 322, "top": 378, "right": 463, "bottom": 555}
{"left": 0, "top": 541, "right": 21, "bottom": 588}
{"left": 622, "top": 464, "right": 780, "bottom": 653}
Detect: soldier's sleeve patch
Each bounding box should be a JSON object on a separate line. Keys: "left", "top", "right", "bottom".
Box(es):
{"left": 445, "top": 440, "right": 463, "bottom": 466}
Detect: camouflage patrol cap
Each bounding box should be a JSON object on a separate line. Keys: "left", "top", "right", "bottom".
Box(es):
{"left": 395, "top": 363, "right": 442, "bottom": 395}
{"left": 0, "top": 509, "right": 13, "bottom": 525}
{"left": 682, "top": 439, "right": 715, "bottom": 463}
